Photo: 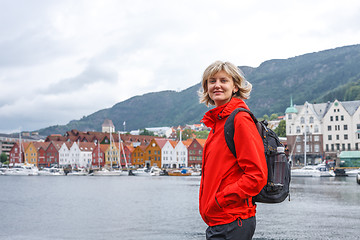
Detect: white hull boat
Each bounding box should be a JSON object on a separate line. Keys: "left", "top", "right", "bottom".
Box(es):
{"left": 38, "top": 167, "right": 65, "bottom": 176}
{"left": 3, "top": 165, "right": 39, "bottom": 176}
{"left": 291, "top": 165, "right": 334, "bottom": 177}
{"left": 132, "top": 167, "right": 151, "bottom": 176}
{"left": 67, "top": 169, "right": 88, "bottom": 176}
{"left": 345, "top": 168, "right": 360, "bottom": 177}
{"left": 149, "top": 166, "right": 162, "bottom": 176}
{"left": 90, "top": 168, "right": 122, "bottom": 176}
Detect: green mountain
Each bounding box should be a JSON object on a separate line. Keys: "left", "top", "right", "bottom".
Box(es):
{"left": 38, "top": 44, "right": 360, "bottom": 136}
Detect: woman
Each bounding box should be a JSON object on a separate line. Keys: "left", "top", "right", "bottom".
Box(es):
{"left": 199, "top": 61, "right": 268, "bottom": 240}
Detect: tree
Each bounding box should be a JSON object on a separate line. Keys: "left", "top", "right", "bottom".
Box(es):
{"left": 274, "top": 120, "right": 286, "bottom": 137}
{"left": 139, "top": 129, "right": 154, "bottom": 136}
{"left": 263, "top": 114, "right": 269, "bottom": 121}
{"left": 194, "top": 130, "right": 209, "bottom": 139}
{"left": 270, "top": 114, "right": 279, "bottom": 121}
{"left": 0, "top": 152, "right": 7, "bottom": 163}
{"left": 177, "top": 129, "right": 193, "bottom": 141}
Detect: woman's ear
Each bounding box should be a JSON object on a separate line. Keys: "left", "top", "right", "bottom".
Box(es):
{"left": 233, "top": 86, "right": 239, "bottom": 94}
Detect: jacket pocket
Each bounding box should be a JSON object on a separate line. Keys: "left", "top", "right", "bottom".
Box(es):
{"left": 204, "top": 196, "right": 230, "bottom": 222}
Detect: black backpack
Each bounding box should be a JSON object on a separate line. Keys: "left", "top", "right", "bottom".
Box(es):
{"left": 224, "top": 108, "right": 291, "bottom": 203}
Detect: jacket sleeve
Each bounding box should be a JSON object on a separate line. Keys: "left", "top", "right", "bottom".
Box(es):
{"left": 215, "top": 112, "right": 268, "bottom": 206}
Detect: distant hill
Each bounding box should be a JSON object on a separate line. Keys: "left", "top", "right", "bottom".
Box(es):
{"left": 38, "top": 44, "right": 360, "bottom": 136}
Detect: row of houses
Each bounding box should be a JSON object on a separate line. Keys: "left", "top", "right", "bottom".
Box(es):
{"left": 285, "top": 98, "right": 360, "bottom": 167}
{"left": 8, "top": 130, "right": 206, "bottom": 169}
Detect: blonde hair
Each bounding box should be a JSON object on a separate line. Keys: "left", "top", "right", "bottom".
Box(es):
{"left": 199, "top": 61, "right": 252, "bottom": 106}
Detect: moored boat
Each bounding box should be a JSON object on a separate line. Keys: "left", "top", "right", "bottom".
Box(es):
{"left": 167, "top": 169, "right": 192, "bottom": 176}
{"left": 89, "top": 168, "right": 122, "bottom": 176}
{"left": 291, "top": 164, "right": 334, "bottom": 177}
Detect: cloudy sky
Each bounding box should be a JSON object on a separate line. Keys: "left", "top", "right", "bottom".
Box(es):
{"left": 1, "top": 0, "right": 360, "bottom": 133}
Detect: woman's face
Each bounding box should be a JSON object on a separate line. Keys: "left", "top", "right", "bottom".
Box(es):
{"left": 207, "top": 70, "right": 238, "bottom": 107}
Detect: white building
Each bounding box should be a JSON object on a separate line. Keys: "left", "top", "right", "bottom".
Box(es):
{"left": 78, "top": 142, "right": 95, "bottom": 168}
{"left": 174, "top": 141, "right": 188, "bottom": 168}
{"left": 285, "top": 99, "right": 360, "bottom": 164}
{"left": 161, "top": 140, "right": 176, "bottom": 168}
{"left": 102, "top": 119, "right": 115, "bottom": 133}
{"left": 59, "top": 142, "right": 71, "bottom": 167}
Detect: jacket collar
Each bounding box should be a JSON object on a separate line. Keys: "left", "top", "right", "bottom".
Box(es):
{"left": 201, "top": 98, "right": 248, "bottom": 128}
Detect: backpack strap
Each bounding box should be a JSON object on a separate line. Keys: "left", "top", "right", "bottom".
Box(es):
{"left": 224, "top": 108, "right": 258, "bottom": 158}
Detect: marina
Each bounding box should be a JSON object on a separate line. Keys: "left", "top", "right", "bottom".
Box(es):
{"left": 0, "top": 175, "right": 359, "bottom": 240}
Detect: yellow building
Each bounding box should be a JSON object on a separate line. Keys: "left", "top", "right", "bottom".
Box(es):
{"left": 104, "top": 143, "right": 119, "bottom": 167}
{"left": 24, "top": 142, "right": 37, "bottom": 166}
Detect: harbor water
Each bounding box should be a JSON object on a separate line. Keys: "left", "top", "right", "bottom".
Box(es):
{"left": 0, "top": 175, "right": 359, "bottom": 240}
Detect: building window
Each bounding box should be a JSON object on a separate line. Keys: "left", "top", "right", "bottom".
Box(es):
{"left": 331, "top": 144, "right": 334, "bottom": 151}
{"left": 348, "top": 144, "right": 351, "bottom": 150}
{"left": 296, "top": 126, "right": 300, "bottom": 133}
{"left": 330, "top": 116, "right": 333, "bottom": 121}
{"left": 309, "top": 117, "right": 313, "bottom": 123}
{"left": 314, "top": 136, "right": 319, "bottom": 141}
{"left": 344, "top": 125, "right": 348, "bottom": 130}
{"left": 356, "top": 143, "right": 359, "bottom": 150}
{"left": 328, "top": 135, "right": 332, "bottom": 140}
{"left": 342, "top": 144, "right": 345, "bottom": 151}
{"left": 328, "top": 126, "right": 331, "bottom": 131}
{"left": 301, "top": 117, "right": 305, "bottom": 124}
{"left": 326, "top": 144, "right": 329, "bottom": 151}
{"left": 341, "top": 115, "right": 344, "bottom": 121}
{"left": 336, "top": 135, "right": 339, "bottom": 140}
{"left": 288, "top": 114, "right": 292, "bottom": 120}
{"left": 296, "top": 136, "right": 302, "bottom": 142}
{"left": 344, "top": 134, "right": 348, "bottom": 140}
{"left": 314, "top": 125, "right": 319, "bottom": 133}
{"left": 296, "top": 145, "right": 301, "bottom": 153}
{"left": 314, "top": 144, "right": 319, "bottom": 152}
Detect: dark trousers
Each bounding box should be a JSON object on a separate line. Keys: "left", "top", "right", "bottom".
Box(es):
{"left": 206, "top": 217, "right": 256, "bottom": 240}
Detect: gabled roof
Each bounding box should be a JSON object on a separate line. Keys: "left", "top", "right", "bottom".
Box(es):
{"left": 48, "top": 141, "right": 64, "bottom": 151}
{"left": 78, "top": 142, "right": 96, "bottom": 152}
{"left": 33, "top": 142, "right": 50, "bottom": 151}
{"left": 341, "top": 100, "right": 360, "bottom": 116}
{"left": 182, "top": 139, "right": 193, "bottom": 147}
{"left": 169, "top": 140, "right": 177, "bottom": 148}
{"left": 154, "top": 138, "right": 170, "bottom": 148}
{"left": 195, "top": 138, "right": 207, "bottom": 147}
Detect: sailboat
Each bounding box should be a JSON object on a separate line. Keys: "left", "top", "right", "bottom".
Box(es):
{"left": 5, "top": 131, "right": 39, "bottom": 176}
{"left": 91, "top": 132, "right": 122, "bottom": 176}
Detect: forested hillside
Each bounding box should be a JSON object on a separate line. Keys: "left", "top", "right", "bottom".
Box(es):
{"left": 38, "top": 44, "right": 360, "bottom": 136}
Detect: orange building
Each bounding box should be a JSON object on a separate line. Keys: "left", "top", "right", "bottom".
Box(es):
{"left": 132, "top": 145, "right": 146, "bottom": 168}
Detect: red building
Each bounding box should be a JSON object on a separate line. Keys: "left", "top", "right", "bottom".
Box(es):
{"left": 9, "top": 142, "right": 23, "bottom": 165}
{"left": 188, "top": 138, "right": 206, "bottom": 168}
{"left": 119, "top": 144, "right": 133, "bottom": 167}
{"left": 44, "top": 141, "right": 62, "bottom": 167}
{"left": 35, "top": 142, "right": 50, "bottom": 168}
{"left": 91, "top": 144, "right": 106, "bottom": 168}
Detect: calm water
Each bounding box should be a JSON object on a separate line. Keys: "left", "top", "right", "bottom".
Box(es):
{"left": 0, "top": 175, "right": 359, "bottom": 240}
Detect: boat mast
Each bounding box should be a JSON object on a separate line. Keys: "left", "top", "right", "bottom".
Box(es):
{"left": 119, "top": 131, "right": 128, "bottom": 168}
{"left": 304, "top": 103, "right": 307, "bottom": 167}
{"left": 109, "top": 132, "right": 113, "bottom": 170}
{"left": 118, "top": 131, "right": 122, "bottom": 169}
{"left": 97, "top": 141, "right": 100, "bottom": 169}
{"left": 19, "top": 131, "right": 22, "bottom": 165}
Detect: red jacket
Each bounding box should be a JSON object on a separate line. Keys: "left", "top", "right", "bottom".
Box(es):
{"left": 199, "top": 98, "right": 267, "bottom": 226}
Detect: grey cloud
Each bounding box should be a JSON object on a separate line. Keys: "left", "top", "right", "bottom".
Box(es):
{"left": 42, "top": 65, "right": 118, "bottom": 94}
